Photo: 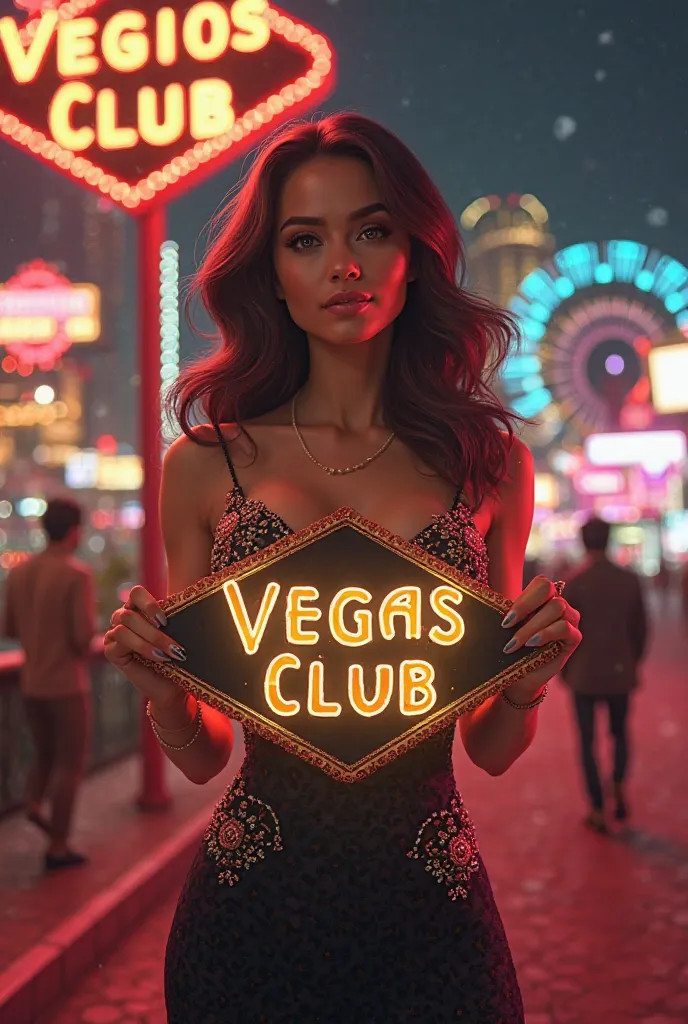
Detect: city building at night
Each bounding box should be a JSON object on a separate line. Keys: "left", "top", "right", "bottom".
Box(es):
{"left": 461, "top": 193, "right": 555, "bottom": 308}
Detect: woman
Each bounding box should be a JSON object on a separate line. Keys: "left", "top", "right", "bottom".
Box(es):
{"left": 105, "top": 113, "right": 581, "bottom": 1022}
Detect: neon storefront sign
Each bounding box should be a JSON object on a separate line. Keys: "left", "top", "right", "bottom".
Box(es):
{"left": 0, "top": 260, "right": 100, "bottom": 367}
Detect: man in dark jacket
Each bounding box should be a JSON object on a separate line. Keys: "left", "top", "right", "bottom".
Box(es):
{"left": 562, "top": 517, "right": 648, "bottom": 832}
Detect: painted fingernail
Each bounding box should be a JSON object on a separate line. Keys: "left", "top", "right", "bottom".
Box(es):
{"left": 155, "top": 611, "right": 168, "bottom": 627}
{"left": 503, "top": 637, "right": 520, "bottom": 654}
{"left": 152, "top": 648, "right": 171, "bottom": 661}
{"left": 525, "top": 634, "right": 542, "bottom": 647}
{"left": 501, "top": 610, "right": 517, "bottom": 628}
{"left": 169, "top": 644, "right": 186, "bottom": 662}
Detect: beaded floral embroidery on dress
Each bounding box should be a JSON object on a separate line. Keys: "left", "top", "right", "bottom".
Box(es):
{"left": 408, "top": 793, "right": 481, "bottom": 901}
{"left": 205, "top": 772, "right": 283, "bottom": 885}
{"left": 211, "top": 485, "right": 489, "bottom": 580}
{"left": 412, "top": 502, "right": 489, "bottom": 585}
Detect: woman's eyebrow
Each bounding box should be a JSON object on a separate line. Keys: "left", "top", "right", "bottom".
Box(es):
{"left": 279, "top": 203, "right": 390, "bottom": 232}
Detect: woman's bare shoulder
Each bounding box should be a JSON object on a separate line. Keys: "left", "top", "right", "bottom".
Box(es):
{"left": 493, "top": 435, "right": 534, "bottom": 515}
{"left": 163, "top": 426, "right": 233, "bottom": 481}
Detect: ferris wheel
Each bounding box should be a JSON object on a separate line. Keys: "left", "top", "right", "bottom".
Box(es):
{"left": 500, "top": 240, "right": 688, "bottom": 450}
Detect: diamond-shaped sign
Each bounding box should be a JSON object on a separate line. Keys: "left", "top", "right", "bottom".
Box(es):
{"left": 147, "top": 508, "right": 562, "bottom": 783}
{"left": 0, "top": 0, "right": 335, "bottom": 213}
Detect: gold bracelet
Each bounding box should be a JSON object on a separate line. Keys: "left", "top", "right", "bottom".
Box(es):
{"left": 502, "top": 684, "right": 548, "bottom": 710}
{"left": 147, "top": 699, "right": 203, "bottom": 750}
{"left": 147, "top": 694, "right": 195, "bottom": 733}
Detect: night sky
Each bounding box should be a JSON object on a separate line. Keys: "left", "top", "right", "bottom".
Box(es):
{"left": 0, "top": 0, "right": 686, "bottom": 442}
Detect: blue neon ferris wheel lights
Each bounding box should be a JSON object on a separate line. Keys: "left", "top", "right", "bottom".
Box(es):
{"left": 635, "top": 269, "right": 655, "bottom": 291}
{"left": 499, "top": 239, "right": 688, "bottom": 432}
{"left": 554, "top": 242, "right": 599, "bottom": 288}
{"left": 652, "top": 256, "right": 688, "bottom": 298}
{"left": 554, "top": 277, "right": 575, "bottom": 298}
{"left": 511, "top": 388, "right": 553, "bottom": 418}
{"left": 607, "top": 241, "right": 648, "bottom": 282}
{"left": 594, "top": 263, "right": 614, "bottom": 284}
{"left": 665, "top": 289, "right": 688, "bottom": 314}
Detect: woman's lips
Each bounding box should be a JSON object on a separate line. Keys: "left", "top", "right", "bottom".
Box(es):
{"left": 323, "top": 298, "right": 373, "bottom": 316}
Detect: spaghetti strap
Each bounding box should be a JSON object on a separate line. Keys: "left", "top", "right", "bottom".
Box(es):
{"left": 212, "top": 422, "right": 241, "bottom": 492}
{"left": 451, "top": 482, "right": 464, "bottom": 510}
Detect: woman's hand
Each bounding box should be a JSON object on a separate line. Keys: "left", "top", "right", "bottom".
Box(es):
{"left": 104, "top": 585, "right": 188, "bottom": 710}
{"left": 500, "top": 575, "right": 582, "bottom": 700}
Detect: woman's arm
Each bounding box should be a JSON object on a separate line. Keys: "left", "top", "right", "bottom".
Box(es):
{"left": 458, "top": 437, "right": 580, "bottom": 776}
{"left": 147, "top": 433, "right": 235, "bottom": 784}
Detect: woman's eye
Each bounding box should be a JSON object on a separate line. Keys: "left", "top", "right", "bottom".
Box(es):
{"left": 360, "top": 224, "right": 390, "bottom": 241}
{"left": 287, "top": 233, "right": 319, "bottom": 252}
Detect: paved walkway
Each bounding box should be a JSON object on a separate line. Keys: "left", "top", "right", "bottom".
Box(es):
{"left": 0, "top": 739, "right": 235, "bottom": 978}
{"left": 42, "top": 594, "right": 688, "bottom": 1023}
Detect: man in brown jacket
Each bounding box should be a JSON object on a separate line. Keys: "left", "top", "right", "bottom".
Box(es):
{"left": 562, "top": 516, "right": 648, "bottom": 832}
{"left": 2, "top": 498, "right": 96, "bottom": 869}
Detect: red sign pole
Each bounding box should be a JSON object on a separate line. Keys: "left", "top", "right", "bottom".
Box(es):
{"left": 136, "top": 205, "right": 172, "bottom": 811}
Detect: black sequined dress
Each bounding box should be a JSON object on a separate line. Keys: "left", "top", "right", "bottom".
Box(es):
{"left": 164, "top": 450, "right": 524, "bottom": 1023}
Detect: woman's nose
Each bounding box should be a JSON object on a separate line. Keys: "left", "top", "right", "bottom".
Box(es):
{"left": 330, "top": 256, "right": 361, "bottom": 281}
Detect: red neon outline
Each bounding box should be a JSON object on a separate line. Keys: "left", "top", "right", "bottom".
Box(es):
{"left": 0, "top": 1, "right": 337, "bottom": 215}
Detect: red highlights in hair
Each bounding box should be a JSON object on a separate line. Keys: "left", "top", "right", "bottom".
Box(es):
{"left": 168, "top": 113, "right": 519, "bottom": 504}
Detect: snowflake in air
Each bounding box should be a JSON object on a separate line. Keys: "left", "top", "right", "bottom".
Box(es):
{"left": 553, "top": 116, "right": 577, "bottom": 142}
{"left": 646, "top": 207, "right": 668, "bottom": 227}
{"left": 594, "top": 69, "right": 607, "bottom": 82}
{"left": 598, "top": 30, "right": 614, "bottom": 44}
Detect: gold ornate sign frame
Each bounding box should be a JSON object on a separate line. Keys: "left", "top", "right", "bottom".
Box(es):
{"left": 145, "top": 507, "right": 563, "bottom": 782}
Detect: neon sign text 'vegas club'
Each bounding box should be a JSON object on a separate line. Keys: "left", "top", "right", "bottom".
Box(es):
{"left": 223, "top": 581, "right": 466, "bottom": 718}
{"left": 0, "top": 0, "right": 335, "bottom": 211}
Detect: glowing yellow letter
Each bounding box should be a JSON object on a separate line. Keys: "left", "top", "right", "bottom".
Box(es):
{"left": 428, "top": 586, "right": 465, "bottom": 646}
{"left": 101, "top": 10, "right": 149, "bottom": 73}
{"left": 285, "top": 586, "right": 321, "bottom": 645}
{"left": 348, "top": 664, "right": 394, "bottom": 717}
{"left": 48, "top": 82, "right": 95, "bottom": 152}
{"left": 378, "top": 586, "right": 421, "bottom": 641}
{"left": 230, "top": 0, "right": 270, "bottom": 53}
{"left": 96, "top": 88, "right": 138, "bottom": 150}
{"left": 400, "top": 660, "right": 437, "bottom": 716}
{"left": 155, "top": 7, "right": 177, "bottom": 66}
{"left": 307, "top": 661, "right": 342, "bottom": 717}
{"left": 138, "top": 84, "right": 185, "bottom": 146}
{"left": 0, "top": 11, "right": 57, "bottom": 85}
{"left": 222, "top": 579, "right": 280, "bottom": 655}
{"left": 183, "top": 2, "right": 230, "bottom": 62}
{"left": 264, "top": 653, "right": 300, "bottom": 716}
{"left": 189, "top": 78, "right": 235, "bottom": 139}
{"left": 328, "top": 587, "right": 373, "bottom": 647}
{"left": 57, "top": 17, "right": 99, "bottom": 78}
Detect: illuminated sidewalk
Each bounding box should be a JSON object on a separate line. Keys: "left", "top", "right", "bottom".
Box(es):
{"left": 38, "top": 596, "right": 688, "bottom": 1024}
{"left": 0, "top": 740, "right": 238, "bottom": 1023}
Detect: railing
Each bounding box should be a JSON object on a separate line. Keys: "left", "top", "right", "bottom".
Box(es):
{"left": 0, "top": 637, "right": 140, "bottom": 819}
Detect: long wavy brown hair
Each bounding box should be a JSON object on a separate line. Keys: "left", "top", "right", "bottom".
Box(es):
{"left": 170, "top": 112, "right": 520, "bottom": 504}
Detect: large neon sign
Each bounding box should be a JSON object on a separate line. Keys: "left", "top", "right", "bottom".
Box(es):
{"left": 143, "top": 509, "right": 562, "bottom": 782}
{"left": 0, "top": 0, "right": 335, "bottom": 211}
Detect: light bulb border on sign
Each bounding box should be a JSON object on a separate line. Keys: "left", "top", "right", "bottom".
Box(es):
{"left": 0, "top": 1, "right": 336, "bottom": 214}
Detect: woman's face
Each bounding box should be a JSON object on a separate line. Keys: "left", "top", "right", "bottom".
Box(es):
{"left": 273, "top": 155, "right": 413, "bottom": 346}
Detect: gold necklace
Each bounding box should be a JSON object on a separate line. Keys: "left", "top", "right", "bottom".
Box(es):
{"left": 291, "top": 393, "right": 395, "bottom": 476}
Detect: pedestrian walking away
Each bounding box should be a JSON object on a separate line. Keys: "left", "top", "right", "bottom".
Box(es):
{"left": 1, "top": 497, "right": 96, "bottom": 870}
{"left": 561, "top": 516, "right": 649, "bottom": 833}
